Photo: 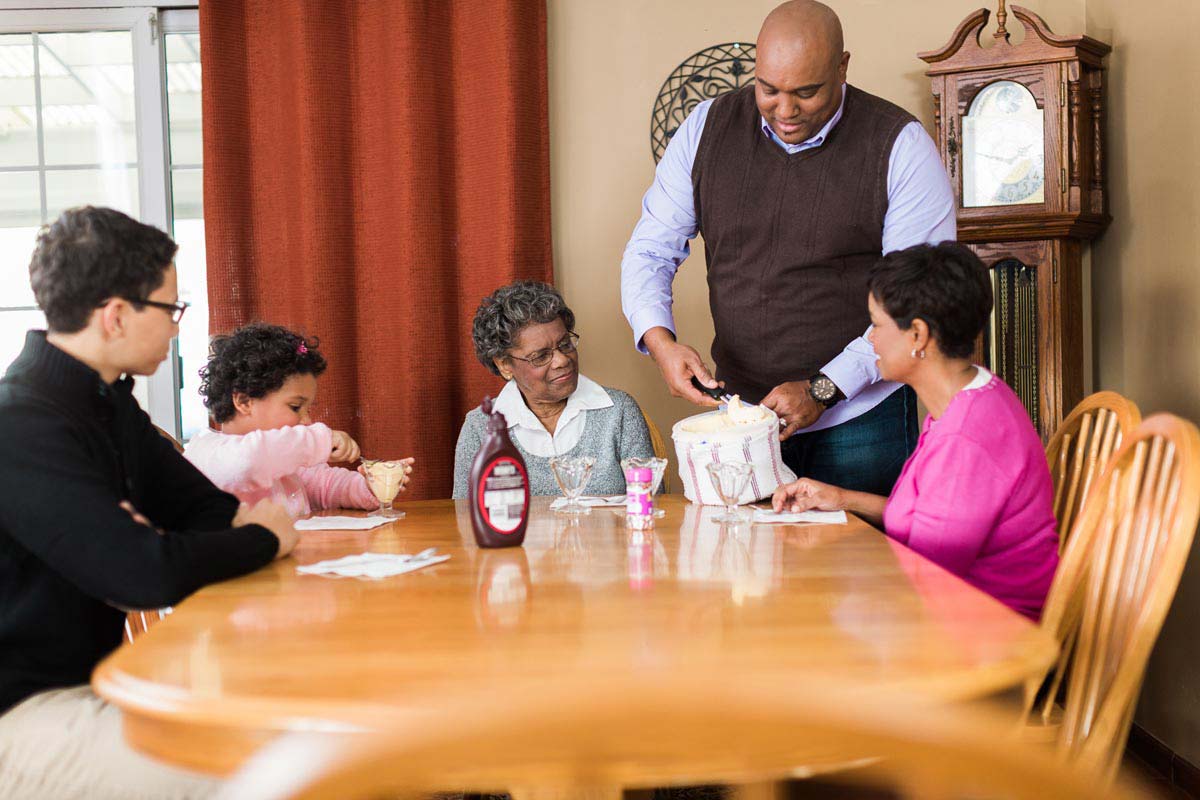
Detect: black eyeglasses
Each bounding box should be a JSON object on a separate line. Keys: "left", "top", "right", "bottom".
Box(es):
{"left": 97, "top": 297, "right": 190, "bottom": 323}
{"left": 507, "top": 332, "right": 580, "bottom": 368}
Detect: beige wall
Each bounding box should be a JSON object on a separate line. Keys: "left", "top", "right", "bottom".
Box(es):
{"left": 1085, "top": 0, "right": 1200, "bottom": 766}
{"left": 547, "top": 0, "right": 1080, "bottom": 471}
{"left": 549, "top": 0, "right": 1200, "bottom": 769}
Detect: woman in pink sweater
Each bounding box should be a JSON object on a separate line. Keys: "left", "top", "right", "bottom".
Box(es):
{"left": 185, "top": 324, "right": 413, "bottom": 518}
{"left": 772, "top": 243, "right": 1058, "bottom": 620}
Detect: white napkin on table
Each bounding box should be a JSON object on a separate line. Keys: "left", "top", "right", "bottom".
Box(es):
{"left": 296, "top": 551, "right": 450, "bottom": 578}
{"left": 294, "top": 515, "right": 392, "bottom": 531}
{"left": 550, "top": 495, "right": 626, "bottom": 509}
{"left": 752, "top": 509, "right": 848, "bottom": 525}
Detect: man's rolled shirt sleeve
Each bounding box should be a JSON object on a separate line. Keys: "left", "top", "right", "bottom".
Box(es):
{"left": 620, "top": 101, "right": 712, "bottom": 353}
{"left": 821, "top": 328, "right": 882, "bottom": 400}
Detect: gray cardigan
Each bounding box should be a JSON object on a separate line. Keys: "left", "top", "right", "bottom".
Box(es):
{"left": 452, "top": 386, "right": 655, "bottom": 499}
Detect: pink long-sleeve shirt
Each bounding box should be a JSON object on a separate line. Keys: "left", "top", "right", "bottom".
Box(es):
{"left": 883, "top": 370, "right": 1059, "bottom": 621}
{"left": 184, "top": 423, "right": 377, "bottom": 519}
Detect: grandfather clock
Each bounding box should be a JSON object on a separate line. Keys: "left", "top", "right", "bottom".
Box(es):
{"left": 919, "top": 3, "right": 1111, "bottom": 438}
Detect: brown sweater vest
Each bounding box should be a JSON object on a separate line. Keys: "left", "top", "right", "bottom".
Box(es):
{"left": 692, "top": 83, "right": 915, "bottom": 403}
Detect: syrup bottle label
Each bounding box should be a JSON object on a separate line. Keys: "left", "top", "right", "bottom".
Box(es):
{"left": 479, "top": 457, "right": 528, "bottom": 533}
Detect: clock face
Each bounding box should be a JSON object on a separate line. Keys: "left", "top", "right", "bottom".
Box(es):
{"left": 962, "top": 81, "right": 1045, "bottom": 208}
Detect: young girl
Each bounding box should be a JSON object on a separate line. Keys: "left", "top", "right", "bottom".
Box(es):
{"left": 185, "top": 323, "right": 414, "bottom": 518}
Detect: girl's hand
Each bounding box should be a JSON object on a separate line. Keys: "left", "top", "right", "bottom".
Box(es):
{"left": 329, "top": 430, "right": 360, "bottom": 463}
{"left": 358, "top": 457, "right": 416, "bottom": 490}
{"left": 771, "top": 478, "right": 846, "bottom": 513}
{"left": 398, "top": 457, "right": 415, "bottom": 492}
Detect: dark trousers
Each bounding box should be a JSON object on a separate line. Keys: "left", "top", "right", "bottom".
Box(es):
{"left": 780, "top": 385, "right": 919, "bottom": 497}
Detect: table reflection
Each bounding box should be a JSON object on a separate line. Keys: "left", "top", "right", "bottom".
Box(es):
{"left": 677, "top": 503, "right": 782, "bottom": 603}
{"left": 475, "top": 547, "right": 531, "bottom": 630}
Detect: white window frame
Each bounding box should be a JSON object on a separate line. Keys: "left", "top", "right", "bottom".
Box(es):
{"left": 0, "top": 5, "right": 199, "bottom": 438}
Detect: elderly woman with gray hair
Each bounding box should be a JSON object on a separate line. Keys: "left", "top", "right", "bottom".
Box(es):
{"left": 452, "top": 281, "right": 655, "bottom": 499}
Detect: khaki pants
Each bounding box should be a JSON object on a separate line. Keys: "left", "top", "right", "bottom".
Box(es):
{"left": 0, "top": 685, "right": 220, "bottom": 800}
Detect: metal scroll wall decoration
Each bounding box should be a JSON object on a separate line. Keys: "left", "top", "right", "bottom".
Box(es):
{"left": 650, "top": 42, "right": 757, "bottom": 164}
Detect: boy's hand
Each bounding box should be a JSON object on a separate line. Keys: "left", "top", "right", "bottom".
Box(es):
{"left": 329, "top": 430, "right": 361, "bottom": 463}
{"left": 119, "top": 500, "right": 163, "bottom": 535}
{"left": 234, "top": 500, "right": 299, "bottom": 559}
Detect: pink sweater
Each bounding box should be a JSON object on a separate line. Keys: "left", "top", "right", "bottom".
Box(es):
{"left": 883, "top": 372, "right": 1059, "bottom": 621}
{"left": 184, "top": 423, "right": 377, "bottom": 519}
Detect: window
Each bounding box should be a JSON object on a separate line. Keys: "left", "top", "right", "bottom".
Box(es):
{"left": 163, "top": 23, "right": 206, "bottom": 440}
{"left": 0, "top": 6, "right": 202, "bottom": 439}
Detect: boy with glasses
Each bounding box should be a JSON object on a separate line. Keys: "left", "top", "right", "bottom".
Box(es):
{"left": 0, "top": 206, "right": 298, "bottom": 798}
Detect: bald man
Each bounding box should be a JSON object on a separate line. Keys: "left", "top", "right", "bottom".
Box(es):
{"left": 621, "top": 0, "right": 954, "bottom": 496}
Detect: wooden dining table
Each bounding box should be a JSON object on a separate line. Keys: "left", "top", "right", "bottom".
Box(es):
{"left": 93, "top": 495, "right": 1058, "bottom": 779}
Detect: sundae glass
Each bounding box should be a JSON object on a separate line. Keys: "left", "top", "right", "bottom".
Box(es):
{"left": 549, "top": 455, "right": 595, "bottom": 515}
{"left": 360, "top": 458, "right": 409, "bottom": 519}
{"left": 706, "top": 461, "right": 753, "bottom": 523}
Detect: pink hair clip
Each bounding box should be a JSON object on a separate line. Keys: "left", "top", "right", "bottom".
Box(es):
{"left": 296, "top": 341, "right": 308, "bottom": 355}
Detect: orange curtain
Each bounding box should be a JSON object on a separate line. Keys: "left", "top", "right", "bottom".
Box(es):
{"left": 200, "top": 1, "right": 551, "bottom": 500}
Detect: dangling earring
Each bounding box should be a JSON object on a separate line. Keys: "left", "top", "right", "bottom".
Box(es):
{"left": 910, "top": 348, "right": 918, "bottom": 358}
{"left": 918, "top": 350, "right": 927, "bottom": 359}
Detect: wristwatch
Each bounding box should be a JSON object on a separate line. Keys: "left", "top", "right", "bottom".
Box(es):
{"left": 808, "top": 373, "right": 844, "bottom": 409}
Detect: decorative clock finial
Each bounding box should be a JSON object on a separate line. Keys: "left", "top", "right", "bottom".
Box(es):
{"left": 994, "top": 0, "right": 1009, "bottom": 41}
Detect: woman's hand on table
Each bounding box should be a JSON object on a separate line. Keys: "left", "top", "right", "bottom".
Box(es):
{"left": 772, "top": 478, "right": 846, "bottom": 513}
{"left": 329, "top": 430, "right": 361, "bottom": 463}
{"left": 773, "top": 479, "right": 889, "bottom": 528}
{"left": 234, "top": 500, "right": 299, "bottom": 559}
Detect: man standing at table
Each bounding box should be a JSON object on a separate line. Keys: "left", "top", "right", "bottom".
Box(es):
{"left": 621, "top": 0, "right": 955, "bottom": 495}
{"left": 0, "top": 206, "right": 298, "bottom": 798}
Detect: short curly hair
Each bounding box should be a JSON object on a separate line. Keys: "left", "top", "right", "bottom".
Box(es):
{"left": 30, "top": 206, "right": 179, "bottom": 333}
{"left": 867, "top": 242, "right": 993, "bottom": 360}
{"left": 198, "top": 323, "right": 328, "bottom": 423}
{"left": 472, "top": 281, "right": 576, "bottom": 376}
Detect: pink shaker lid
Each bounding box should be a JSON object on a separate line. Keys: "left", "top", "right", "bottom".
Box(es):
{"left": 626, "top": 467, "right": 653, "bottom": 483}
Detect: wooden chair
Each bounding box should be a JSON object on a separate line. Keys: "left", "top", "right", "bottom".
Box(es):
{"left": 1025, "top": 413, "right": 1200, "bottom": 785}
{"left": 217, "top": 673, "right": 1150, "bottom": 800}
{"left": 154, "top": 423, "right": 186, "bottom": 454}
{"left": 1045, "top": 392, "right": 1141, "bottom": 555}
{"left": 1023, "top": 393, "right": 1140, "bottom": 736}
{"left": 639, "top": 406, "right": 671, "bottom": 494}
{"left": 1046, "top": 392, "right": 1142, "bottom": 553}
{"left": 124, "top": 608, "right": 172, "bottom": 643}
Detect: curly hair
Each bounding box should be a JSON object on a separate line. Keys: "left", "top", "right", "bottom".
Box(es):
{"left": 30, "top": 206, "right": 179, "bottom": 333}
{"left": 867, "top": 242, "right": 993, "bottom": 360}
{"left": 471, "top": 281, "right": 576, "bottom": 376}
{"left": 198, "top": 323, "right": 328, "bottom": 423}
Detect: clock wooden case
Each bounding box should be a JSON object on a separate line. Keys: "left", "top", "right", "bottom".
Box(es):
{"left": 919, "top": 4, "right": 1110, "bottom": 438}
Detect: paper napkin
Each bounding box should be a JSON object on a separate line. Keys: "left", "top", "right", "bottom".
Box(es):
{"left": 294, "top": 515, "right": 393, "bottom": 531}
{"left": 550, "top": 495, "right": 627, "bottom": 509}
{"left": 752, "top": 509, "right": 848, "bottom": 525}
{"left": 296, "top": 552, "right": 450, "bottom": 578}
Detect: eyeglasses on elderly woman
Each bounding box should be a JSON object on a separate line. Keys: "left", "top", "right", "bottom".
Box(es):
{"left": 506, "top": 332, "right": 580, "bottom": 368}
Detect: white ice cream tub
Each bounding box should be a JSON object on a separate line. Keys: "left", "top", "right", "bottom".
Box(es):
{"left": 671, "top": 407, "right": 797, "bottom": 505}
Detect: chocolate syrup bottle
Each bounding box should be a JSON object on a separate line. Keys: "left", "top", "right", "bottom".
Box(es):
{"left": 468, "top": 397, "right": 530, "bottom": 548}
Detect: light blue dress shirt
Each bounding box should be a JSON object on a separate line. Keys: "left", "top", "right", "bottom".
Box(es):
{"left": 620, "top": 84, "right": 956, "bottom": 433}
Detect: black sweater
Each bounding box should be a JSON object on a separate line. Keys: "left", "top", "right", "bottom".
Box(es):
{"left": 0, "top": 331, "right": 279, "bottom": 714}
